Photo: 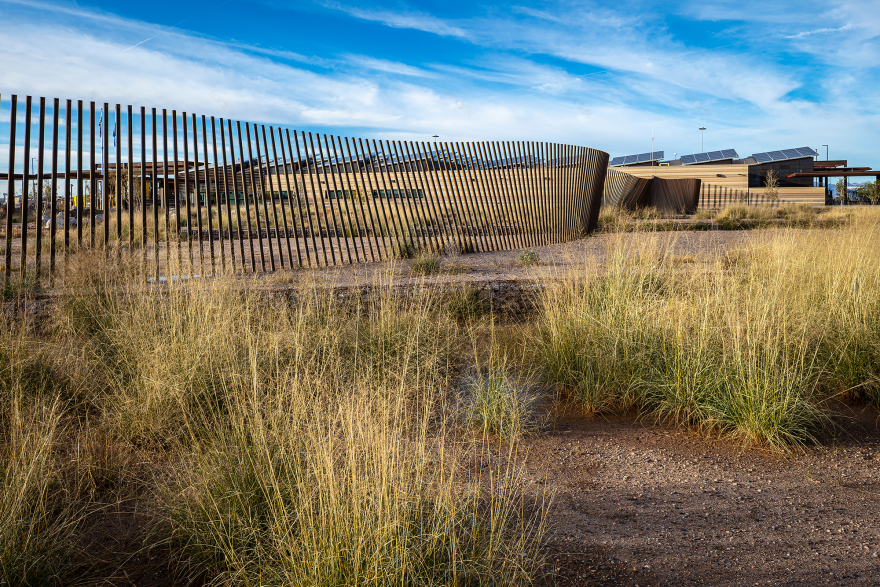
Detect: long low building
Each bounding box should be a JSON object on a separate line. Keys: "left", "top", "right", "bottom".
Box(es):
{"left": 605, "top": 147, "right": 871, "bottom": 208}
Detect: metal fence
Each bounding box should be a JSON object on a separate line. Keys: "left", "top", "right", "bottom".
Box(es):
{"left": 1, "top": 93, "right": 609, "bottom": 283}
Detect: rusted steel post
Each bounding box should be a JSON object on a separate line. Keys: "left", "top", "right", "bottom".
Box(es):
{"left": 286, "top": 130, "right": 316, "bottom": 267}
{"left": 4, "top": 95, "right": 16, "bottom": 282}
{"left": 244, "top": 123, "right": 267, "bottom": 271}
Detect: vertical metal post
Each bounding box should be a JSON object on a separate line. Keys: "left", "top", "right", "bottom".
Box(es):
{"left": 317, "top": 134, "right": 350, "bottom": 264}
{"left": 391, "top": 141, "right": 437, "bottom": 251}
{"left": 247, "top": 123, "right": 271, "bottom": 271}
{"left": 210, "top": 117, "right": 226, "bottom": 273}
{"left": 373, "top": 140, "right": 410, "bottom": 256}
{"left": 497, "top": 141, "right": 525, "bottom": 248}
{"left": 200, "top": 115, "right": 215, "bottom": 274}
{"left": 309, "top": 133, "right": 339, "bottom": 265}
{"left": 298, "top": 132, "right": 327, "bottom": 266}
{"left": 291, "top": 131, "right": 320, "bottom": 266}
{"left": 152, "top": 109, "right": 159, "bottom": 276}
{"left": 191, "top": 113, "right": 204, "bottom": 272}
{"left": 360, "top": 139, "right": 395, "bottom": 259}
{"left": 242, "top": 122, "right": 264, "bottom": 271}
{"left": 430, "top": 141, "right": 466, "bottom": 253}
{"left": 219, "top": 119, "right": 237, "bottom": 272}
{"left": 467, "top": 142, "right": 503, "bottom": 252}
{"left": 103, "top": 103, "right": 109, "bottom": 247}
{"left": 115, "top": 105, "right": 121, "bottom": 243}
{"left": 172, "top": 112, "right": 183, "bottom": 267}
{"left": 451, "top": 141, "right": 490, "bottom": 252}
{"left": 182, "top": 113, "right": 193, "bottom": 271}
{"left": 77, "top": 100, "right": 83, "bottom": 247}
{"left": 510, "top": 140, "right": 534, "bottom": 248}
{"left": 403, "top": 141, "right": 442, "bottom": 255}
{"left": 274, "top": 128, "right": 303, "bottom": 267}
{"left": 334, "top": 136, "right": 367, "bottom": 261}
{"left": 408, "top": 142, "right": 442, "bottom": 253}
{"left": 388, "top": 141, "right": 423, "bottom": 253}
{"left": 482, "top": 142, "right": 515, "bottom": 249}
{"left": 351, "top": 139, "right": 384, "bottom": 260}
{"left": 344, "top": 137, "right": 378, "bottom": 262}
{"left": 35, "top": 97, "right": 46, "bottom": 277}
{"left": 64, "top": 100, "right": 71, "bottom": 258}
{"left": 20, "top": 96, "right": 32, "bottom": 276}
{"left": 50, "top": 99, "right": 59, "bottom": 279}
{"left": 162, "top": 110, "right": 170, "bottom": 259}
{"left": 475, "top": 141, "right": 510, "bottom": 251}
{"left": 127, "top": 105, "right": 133, "bottom": 249}
{"left": 257, "top": 125, "right": 281, "bottom": 270}
{"left": 228, "top": 120, "right": 250, "bottom": 270}
{"left": 89, "top": 101, "right": 96, "bottom": 248}
{"left": 268, "top": 127, "right": 295, "bottom": 267}
{"left": 4, "top": 95, "right": 16, "bottom": 283}
{"left": 140, "top": 108, "right": 147, "bottom": 255}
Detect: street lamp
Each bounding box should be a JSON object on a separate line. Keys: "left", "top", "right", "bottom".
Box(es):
{"left": 432, "top": 135, "right": 439, "bottom": 139}
{"left": 699, "top": 127, "right": 706, "bottom": 153}
{"left": 822, "top": 145, "right": 829, "bottom": 161}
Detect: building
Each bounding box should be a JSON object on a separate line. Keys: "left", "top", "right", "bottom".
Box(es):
{"left": 607, "top": 147, "right": 843, "bottom": 207}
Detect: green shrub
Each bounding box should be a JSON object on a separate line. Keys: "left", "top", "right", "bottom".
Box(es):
{"left": 516, "top": 249, "right": 539, "bottom": 266}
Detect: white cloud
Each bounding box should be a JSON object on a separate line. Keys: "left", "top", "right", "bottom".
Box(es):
{"left": 786, "top": 24, "right": 853, "bottom": 39}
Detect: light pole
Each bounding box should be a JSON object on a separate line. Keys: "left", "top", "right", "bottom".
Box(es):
{"left": 822, "top": 144, "right": 829, "bottom": 161}
{"left": 699, "top": 127, "right": 706, "bottom": 153}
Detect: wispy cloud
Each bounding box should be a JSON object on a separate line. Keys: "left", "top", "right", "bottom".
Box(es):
{"left": 786, "top": 24, "right": 853, "bottom": 39}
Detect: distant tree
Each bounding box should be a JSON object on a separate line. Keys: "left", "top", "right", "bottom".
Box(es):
{"left": 834, "top": 178, "right": 847, "bottom": 205}
{"left": 764, "top": 169, "right": 779, "bottom": 200}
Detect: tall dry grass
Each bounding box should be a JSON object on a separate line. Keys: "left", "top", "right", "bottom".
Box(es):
{"left": 536, "top": 211, "right": 880, "bottom": 447}
{"left": 1, "top": 252, "right": 546, "bottom": 586}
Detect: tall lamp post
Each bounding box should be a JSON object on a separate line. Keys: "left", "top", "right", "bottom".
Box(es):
{"left": 821, "top": 145, "right": 829, "bottom": 194}
{"left": 699, "top": 127, "right": 706, "bottom": 153}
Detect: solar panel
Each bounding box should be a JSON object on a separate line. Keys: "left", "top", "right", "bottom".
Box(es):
{"left": 610, "top": 151, "right": 663, "bottom": 166}
{"left": 750, "top": 147, "right": 819, "bottom": 163}
{"left": 680, "top": 149, "right": 739, "bottom": 165}
{"left": 796, "top": 147, "right": 819, "bottom": 158}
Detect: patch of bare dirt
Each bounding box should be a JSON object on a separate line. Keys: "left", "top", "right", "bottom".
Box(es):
{"left": 525, "top": 405, "right": 880, "bottom": 586}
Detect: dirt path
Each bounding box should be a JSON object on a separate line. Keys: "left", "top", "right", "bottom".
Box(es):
{"left": 526, "top": 406, "right": 880, "bottom": 586}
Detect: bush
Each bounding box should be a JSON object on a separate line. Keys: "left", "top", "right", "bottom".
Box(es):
{"left": 516, "top": 249, "right": 539, "bottom": 266}
{"left": 411, "top": 252, "right": 441, "bottom": 275}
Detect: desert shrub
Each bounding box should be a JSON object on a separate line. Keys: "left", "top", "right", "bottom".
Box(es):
{"left": 516, "top": 249, "right": 539, "bottom": 266}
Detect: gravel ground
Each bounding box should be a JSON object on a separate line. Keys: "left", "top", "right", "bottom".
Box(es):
{"left": 527, "top": 406, "right": 880, "bottom": 586}
{"left": 282, "top": 230, "right": 762, "bottom": 289}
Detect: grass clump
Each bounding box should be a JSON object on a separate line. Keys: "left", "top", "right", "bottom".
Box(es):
{"left": 459, "top": 355, "right": 546, "bottom": 440}
{"left": 516, "top": 249, "right": 539, "bottom": 266}
{"left": 536, "top": 219, "right": 880, "bottom": 447}
{"left": 0, "top": 399, "right": 84, "bottom": 587}
{"left": 411, "top": 251, "right": 441, "bottom": 275}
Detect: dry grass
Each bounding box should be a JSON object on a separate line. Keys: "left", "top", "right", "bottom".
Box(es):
{"left": 0, "top": 253, "right": 546, "bottom": 586}
{"left": 3, "top": 208, "right": 880, "bottom": 584}
{"left": 535, "top": 210, "right": 880, "bottom": 446}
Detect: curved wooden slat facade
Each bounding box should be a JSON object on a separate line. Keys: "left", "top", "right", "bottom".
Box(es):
{"left": 2, "top": 93, "right": 609, "bottom": 281}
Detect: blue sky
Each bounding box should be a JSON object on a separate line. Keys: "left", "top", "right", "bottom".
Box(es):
{"left": 0, "top": 0, "right": 878, "bottom": 171}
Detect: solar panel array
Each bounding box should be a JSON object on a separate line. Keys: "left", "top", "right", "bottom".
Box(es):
{"left": 751, "top": 147, "right": 818, "bottom": 164}
{"left": 610, "top": 151, "right": 664, "bottom": 166}
{"left": 680, "top": 149, "right": 739, "bottom": 165}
